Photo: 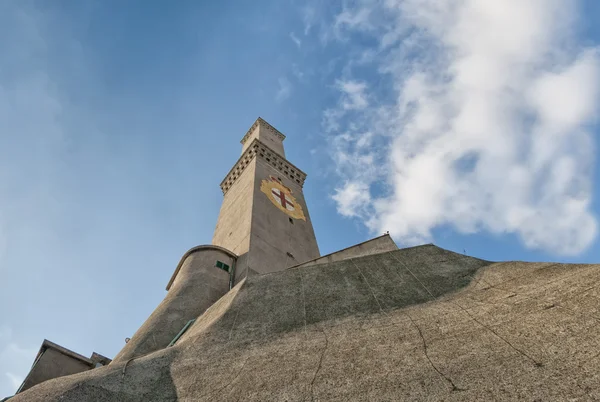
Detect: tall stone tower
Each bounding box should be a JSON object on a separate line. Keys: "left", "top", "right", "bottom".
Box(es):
{"left": 213, "top": 117, "right": 320, "bottom": 279}
{"left": 110, "top": 118, "right": 320, "bottom": 363}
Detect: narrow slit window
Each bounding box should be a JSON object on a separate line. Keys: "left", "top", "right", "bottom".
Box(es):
{"left": 168, "top": 319, "right": 196, "bottom": 347}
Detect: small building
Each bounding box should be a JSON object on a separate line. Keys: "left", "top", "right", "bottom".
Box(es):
{"left": 15, "top": 340, "right": 111, "bottom": 395}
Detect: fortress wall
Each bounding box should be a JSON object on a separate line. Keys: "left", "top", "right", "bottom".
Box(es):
{"left": 15, "top": 245, "right": 600, "bottom": 401}
{"left": 212, "top": 244, "right": 491, "bottom": 340}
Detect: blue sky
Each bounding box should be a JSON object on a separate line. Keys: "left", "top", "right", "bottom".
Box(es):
{"left": 1, "top": 0, "right": 599, "bottom": 396}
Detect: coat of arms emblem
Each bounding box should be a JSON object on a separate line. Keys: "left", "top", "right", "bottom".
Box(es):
{"left": 260, "top": 176, "right": 306, "bottom": 221}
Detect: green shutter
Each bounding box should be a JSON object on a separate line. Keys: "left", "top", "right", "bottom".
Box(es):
{"left": 215, "top": 261, "right": 230, "bottom": 272}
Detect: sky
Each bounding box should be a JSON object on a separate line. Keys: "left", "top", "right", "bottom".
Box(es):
{"left": 1, "top": 0, "right": 599, "bottom": 396}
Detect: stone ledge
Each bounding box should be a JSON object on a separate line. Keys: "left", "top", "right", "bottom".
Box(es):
{"left": 220, "top": 138, "right": 307, "bottom": 194}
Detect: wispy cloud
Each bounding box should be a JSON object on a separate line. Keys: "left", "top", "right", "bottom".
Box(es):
{"left": 334, "top": 7, "right": 373, "bottom": 33}
{"left": 302, "top": 5, "right": 317, "bottom": 35}
{"left": 323, "top": 0, "right": 600, "bottom": 255}
{"left": 275, "top": 77, "right": 292, "bottom": 102}
{"left": 336, "top": 79, "right": 369, "bottom": 110}
{"left": 290, "top": 32, "right": 302, "bottom": 48}
{"left": 332, "top": 181, "right": 371, "bottom": 218}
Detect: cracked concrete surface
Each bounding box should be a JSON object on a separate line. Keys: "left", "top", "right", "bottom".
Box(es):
{"left": 11, "top": 245, "right": 600, "bottom": 401}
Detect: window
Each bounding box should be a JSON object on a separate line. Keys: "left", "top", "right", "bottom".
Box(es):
{"left": 168, "top": 319, "right": 196, "bottom": 347}
{"left": 216, "top": 260, "right": 230, "bottom": 272}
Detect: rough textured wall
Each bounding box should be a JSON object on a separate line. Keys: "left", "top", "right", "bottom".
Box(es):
{"left": 12, "top": 245, "right": 600, "bottom": 401}
{"left": 112, "top": 248, "right": 233, "bottom": 363}
{"left": 293, "top": 234, "right": 397, "bottom": 268}
{"left": 18, "top": 348, "right": 91, "bottom": 393}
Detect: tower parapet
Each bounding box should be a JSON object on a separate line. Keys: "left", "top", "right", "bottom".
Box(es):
{"left": 241, "top": 117, "right": 286, "bottom": 157}
{"left": 220, "top": 138, "right": 306, "bottom": 195}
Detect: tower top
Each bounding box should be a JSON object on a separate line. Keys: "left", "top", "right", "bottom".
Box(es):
{"left": 240, "top": 117, "right": 286, "bottom": 157}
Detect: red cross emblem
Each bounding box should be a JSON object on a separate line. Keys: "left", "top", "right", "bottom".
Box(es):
{"left": 271, "top": 188, "right": 295, "bottom": 211}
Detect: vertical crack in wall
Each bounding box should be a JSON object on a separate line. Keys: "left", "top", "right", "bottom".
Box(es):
{"left": 308, "top": 327, "right": 328, "bottom": 402}
{"left": 406, "top": 313, "right": 465, "bottom": 392}
{"left": 388, "top": 253, "right": 467, "bottom": 392}
{"left": 352, "top": 258, "right": 464, "bottom": 392}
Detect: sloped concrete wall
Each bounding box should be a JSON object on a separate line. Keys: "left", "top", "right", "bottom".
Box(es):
{"left": 191, "top": 245, "right": 489, "bottom": 340}
{"left": 13, "top": 245, "right": 600, "bottom": 401}
{"left": 292, "top": 234, "right": 398, "bottom": 269}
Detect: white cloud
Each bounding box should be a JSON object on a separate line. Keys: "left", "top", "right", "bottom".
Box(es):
{"left": 275, "top": 77, "right": 292, "bottom": 102}
{"left": 290, "top": 32, "right": 301, "bottom": 48}
{"left": 324, "top": 0, "right": 600, "bottom": 255}
{"left": 335, "top": 7, "right": 373, "bottom": 32}
{"left": 336, "top": 80, "right": 369, "bottom": 110}
{"left": 332, "top": 181, "right": 371, "bottom": 218}
{"left": 302, "top": 5, "right": 317, "bottom": 35}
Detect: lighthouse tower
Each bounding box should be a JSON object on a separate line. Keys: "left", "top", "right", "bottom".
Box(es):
{"left": 111, "top": 118, "right": 320, "bottom": 362}
{"left": 213, "top": 117, "right": 320, "bottom": 279}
